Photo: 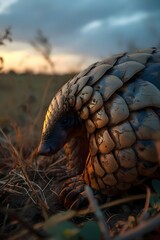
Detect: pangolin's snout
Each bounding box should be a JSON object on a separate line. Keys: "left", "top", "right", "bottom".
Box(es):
{"left": 37, "top": 141, "right": 55, "bottom": 156}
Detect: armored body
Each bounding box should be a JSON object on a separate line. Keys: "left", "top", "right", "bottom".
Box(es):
{"left": 38, "top": 48, "right": 160, "bottom": 209}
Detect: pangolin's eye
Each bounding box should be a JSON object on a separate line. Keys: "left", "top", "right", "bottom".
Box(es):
{"left": 61, "top": 117, "right": 72, "bottom": 127}
{"left": 62, "top": 118, "right": 69, "bottom": 124}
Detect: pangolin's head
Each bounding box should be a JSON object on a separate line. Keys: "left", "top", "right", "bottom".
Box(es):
{"left": 38, "top": 91, "right": 81, "bottom": 156}
{"left": 37, "top": 76, "right": 92, "bottom": 156}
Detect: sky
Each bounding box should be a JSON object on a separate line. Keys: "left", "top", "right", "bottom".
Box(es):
{"left": 0, "top": 0, "right": 160, "bottom": 74}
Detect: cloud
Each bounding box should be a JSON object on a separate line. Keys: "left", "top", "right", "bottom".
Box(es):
{"left": 0, "top": 0, "right": 18, "bottom": 14}
{"left": 0, "top": 0, "right": 160, "bottom": 69}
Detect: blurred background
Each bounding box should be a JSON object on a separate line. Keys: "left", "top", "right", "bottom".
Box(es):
{"left": 0, "top": 0, "right": 160, "bottom": 74}
{"left": 0, "top": 0, "right": 160, "bottom": 146}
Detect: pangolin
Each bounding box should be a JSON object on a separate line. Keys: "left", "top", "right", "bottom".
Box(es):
{"left": 38, "top": 48, "right": 160, "bottom": 209}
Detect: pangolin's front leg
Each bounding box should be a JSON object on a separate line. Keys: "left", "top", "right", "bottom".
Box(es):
{"left": 58, "top": 137, "right": 89, "bottom": 209}
{"left": 59, "top": 152, "right": 104, "bottom": 209}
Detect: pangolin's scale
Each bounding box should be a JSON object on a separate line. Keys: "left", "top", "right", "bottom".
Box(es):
{"left": 43, "top": 48, "right": 160, "bottom": 198}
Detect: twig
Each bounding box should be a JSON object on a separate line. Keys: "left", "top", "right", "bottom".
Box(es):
{"left": 138, "top": 187, "right": 151, "bottom": 223}
{"left": 143, "top": 187, "right": 151, "bottom": 212}
{"left": 77, "top": 194, "right": 147, "bottom": 216}
{"left": 113, "top": 212, "right": 160, "bottom": 240}
{"left": 85, "top": 185, "right": 110, "bottom": 239}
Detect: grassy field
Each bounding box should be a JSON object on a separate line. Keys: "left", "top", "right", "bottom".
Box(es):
{"left": 0, "top": 72, "right": 73, "bottom": 123}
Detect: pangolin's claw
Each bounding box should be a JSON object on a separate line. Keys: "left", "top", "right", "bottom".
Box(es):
{"left": 69, "top": 191, "right": 88, "bottom": 209}
{"left": 60, "top": 179, "right": 84, "bottom": 199}
{"left": 64, "top": 185, "right": 86, "bottom": 209}
{"left": 59, "top": 175, "right": 87, "bottom": 209}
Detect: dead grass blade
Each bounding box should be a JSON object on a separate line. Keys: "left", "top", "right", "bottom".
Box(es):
{"left": 0, "top": 128, "right": 49, "bottom": 219}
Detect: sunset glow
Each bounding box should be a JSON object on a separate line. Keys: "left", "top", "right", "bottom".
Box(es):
{"left": 1, "top": 42, "right": 96, "bottom": 74}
